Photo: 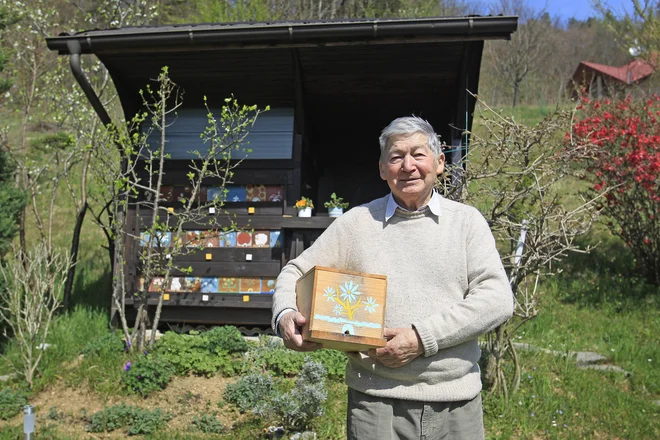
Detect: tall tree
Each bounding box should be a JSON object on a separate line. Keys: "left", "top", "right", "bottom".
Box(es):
{"left": 485, "top": 0, "right": 551, "bottom": 106}
{"left": 0, "top": 6, "right": 26, "bottom": 259}
{"left": 596, "top": 0, "right": 659, "bottom": 65}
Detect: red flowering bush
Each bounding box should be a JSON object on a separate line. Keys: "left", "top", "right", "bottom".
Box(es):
{"left": 568, "top": 94, "right": 660, "bottom": 285}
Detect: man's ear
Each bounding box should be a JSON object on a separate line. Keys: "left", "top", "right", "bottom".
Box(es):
{"left": 436, "top": 152, "right": 446, "bottom": 175}
{"left": 379, "top": 159, "right": 387, "bottom": 181}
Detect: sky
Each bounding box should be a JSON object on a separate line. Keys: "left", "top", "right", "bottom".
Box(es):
{"left": 481, "top": 0, "right": 634, "bottom": 22}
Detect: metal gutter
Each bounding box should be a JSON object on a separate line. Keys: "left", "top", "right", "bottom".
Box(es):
{"left": 47, "top": 16, "right": 517, "bottom": 55}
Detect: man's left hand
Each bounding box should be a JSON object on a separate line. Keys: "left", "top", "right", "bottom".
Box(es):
{"left": 368, "top": 328, "right": 424, "bottom": 368}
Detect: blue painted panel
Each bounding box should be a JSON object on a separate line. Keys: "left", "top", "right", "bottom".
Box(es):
{"left": 142, "top": 108, "right": 293, "bottom": 160}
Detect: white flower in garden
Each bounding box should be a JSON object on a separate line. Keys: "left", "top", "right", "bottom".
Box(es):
{"left": 323, "top": 286, "right": 336, "bottom": 302}
{"left": 333, "top": 304, "right": 343, "bottom": 316}
{"left": 364, "top": 297, "right": 379, "bottom": 314}
{"left": 339, "top": 281, "right": 361, "bottom": 303}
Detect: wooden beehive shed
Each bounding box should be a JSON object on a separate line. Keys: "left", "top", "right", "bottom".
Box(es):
{"left": 296, "top": 266, "right": 387, "bottom": 351}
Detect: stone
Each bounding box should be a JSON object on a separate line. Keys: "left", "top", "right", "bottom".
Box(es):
{"left": 578, "top": 364, "right": 631, "bottom": 376}
{"left": 573, "top": 351, "right": 608, "bottom": 365}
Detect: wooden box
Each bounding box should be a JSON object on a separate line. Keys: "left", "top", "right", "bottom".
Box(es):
{"left": 296, "top": 266, "right": 387, "bottom": 351}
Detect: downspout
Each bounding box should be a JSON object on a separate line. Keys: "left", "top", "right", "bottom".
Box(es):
{"left": 66, "top": 40, "right": 113, "bottom": 128}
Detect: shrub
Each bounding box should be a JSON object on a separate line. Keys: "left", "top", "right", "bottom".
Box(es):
{"left": 0, "top": 388, "right": 27, "bottom": 420}
{"left": 203, "top": 325, "right": 249, "bottom": 353}
{"left": 192, "top": 413, "right": 225, "bottom": 434}
{"left": 155, "top": 331, "right": 238, "bottom": 377}
{"left": 86, "top": 403, "right": 171, "bottom": 435}
{"left": 569, "top": 94, "right": 660, "bottom": 285}
{"left": 223, "top": 372, "right": 278, "bottom": 413}
{"left": 122, "top": 355, "right": 174, "bottom": 397}
{"left": 253, "top": 358, "right": 328, "bottom": 432}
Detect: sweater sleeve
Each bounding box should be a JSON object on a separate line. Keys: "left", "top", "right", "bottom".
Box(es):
{"left": 411, "top": 209, "right": 514, "bottom": 356}
{"left": 271, "top": 215, "right": 351, "bottom": 332}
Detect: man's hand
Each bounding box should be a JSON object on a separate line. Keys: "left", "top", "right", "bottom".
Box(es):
{"left": 368, "top": 328, "right": 424, "bottom": 368}
{"left": 278, "top": 311, "right": 322, "bottom": 352}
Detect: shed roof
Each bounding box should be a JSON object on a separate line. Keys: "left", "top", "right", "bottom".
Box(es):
{"left": 46, "top": 16, "right": 517, "bottom": 150}
{"left": 578, "top": 59, "right": 655, "bottom": 84}
{"left": 47, "top": 16, "right": 517, "bottom": 54}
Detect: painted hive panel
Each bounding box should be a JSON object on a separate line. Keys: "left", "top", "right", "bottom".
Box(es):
{"left": 296, "top": 266, "right": 387, "bottom": 351}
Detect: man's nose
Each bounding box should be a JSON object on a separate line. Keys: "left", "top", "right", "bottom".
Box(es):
{"left": 402, "top": 154, "right": 415, "bottom": 171}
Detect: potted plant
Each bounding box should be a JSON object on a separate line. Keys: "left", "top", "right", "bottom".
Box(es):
{"left": 295, "top": 197, "right": 314, "bottom": 217}
{"left": 324, "top": 193, "right": 349, "bottom": 217}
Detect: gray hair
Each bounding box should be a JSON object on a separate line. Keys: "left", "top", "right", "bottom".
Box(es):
{"left": 378, "top": 116, "right": 442, "bottom": 160}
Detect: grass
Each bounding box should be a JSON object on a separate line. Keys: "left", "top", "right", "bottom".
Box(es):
{"left": 475, "top": 103, "right": 559, "bottom": 127}
{"left": 483, "top": 229, "right": 659, "bottom": 439}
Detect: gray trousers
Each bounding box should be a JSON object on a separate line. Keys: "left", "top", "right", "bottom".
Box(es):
{"left": 347, "top": 388, "right": 485, "bottom": 440}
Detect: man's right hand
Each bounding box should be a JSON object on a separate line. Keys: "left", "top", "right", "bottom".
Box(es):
{"left": 278, "top": 311, "right": 322, "bottom": 352}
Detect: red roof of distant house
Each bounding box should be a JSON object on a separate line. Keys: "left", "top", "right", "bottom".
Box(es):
{"left": 580, "top": 59, "right": 655, "bottom": 84}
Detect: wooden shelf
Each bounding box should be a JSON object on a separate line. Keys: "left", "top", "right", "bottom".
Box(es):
{"left": 281, "top": 216, "right": 336, "bottom": 229}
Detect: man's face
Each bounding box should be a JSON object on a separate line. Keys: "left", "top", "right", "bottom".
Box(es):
{"left": 379, "top": 132, "right": 445, "bottom": 210}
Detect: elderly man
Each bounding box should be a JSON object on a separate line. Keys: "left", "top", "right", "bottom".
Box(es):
{"left": 272, "top": 116, "right": 513, "bottom": 440}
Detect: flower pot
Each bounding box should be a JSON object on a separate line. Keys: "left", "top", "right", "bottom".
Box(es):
{"left": 328, "top": 207, "right": 344, "bottom": 217}
{"left": 297, "top": 207, "right": 312, "bottom": 217}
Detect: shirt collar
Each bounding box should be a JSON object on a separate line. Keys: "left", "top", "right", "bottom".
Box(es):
{"left": 384, "top": 190, "right": 442, "bottom": 222}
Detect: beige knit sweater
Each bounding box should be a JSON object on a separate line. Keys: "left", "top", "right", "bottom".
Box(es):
{"left": 272, "top": 195, "right": 513, "bottom": 402}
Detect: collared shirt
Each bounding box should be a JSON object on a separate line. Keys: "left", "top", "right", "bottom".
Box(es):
{"left": 384, "top": 190, "right": 443, "bottom": 222}
{"left": 276, "top": 190, "right": 443, "bottom": 335}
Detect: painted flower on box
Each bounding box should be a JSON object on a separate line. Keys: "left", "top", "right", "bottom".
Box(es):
{"left": 239, "top": 278, "right": 261, "bottom": 293}
{"left": 364, "top": 296, "right": 379, "bottom": 314}
{"left": 319, "top": 279, "right": 379, "bottom": 323}
{"left": 219, "top": 277, "right": 239, "bottom": 293}
{"left": 339, "top": 281, "right": 361, "bottom": 303}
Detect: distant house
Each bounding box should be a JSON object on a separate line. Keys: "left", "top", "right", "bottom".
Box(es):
{"left": 570, "top": 58, "right": 656, "bottom": 98}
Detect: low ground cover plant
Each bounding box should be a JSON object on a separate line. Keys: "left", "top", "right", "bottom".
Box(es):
{"left": 154, "top": 327, "right": 246, "bottom": 377}
{"left": 86, "top": 403, "right": 172, "bottom": 435}
{"left": 191, "top": 413, "right": 225, "bottom": 434}
{"left": 0, "top": 388, "right": 27, "bottom": 421}
{"left": 122, "top": 354, "right": 174, "bottom": 397}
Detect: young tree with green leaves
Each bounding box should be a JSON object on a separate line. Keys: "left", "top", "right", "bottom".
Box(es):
{"left": 95, "top": 67, "right": 267, "bottom": 351}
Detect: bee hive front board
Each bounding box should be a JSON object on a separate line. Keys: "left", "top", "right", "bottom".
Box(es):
{"left": 296, "top": 266, "right": 387, "bottom": 351}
